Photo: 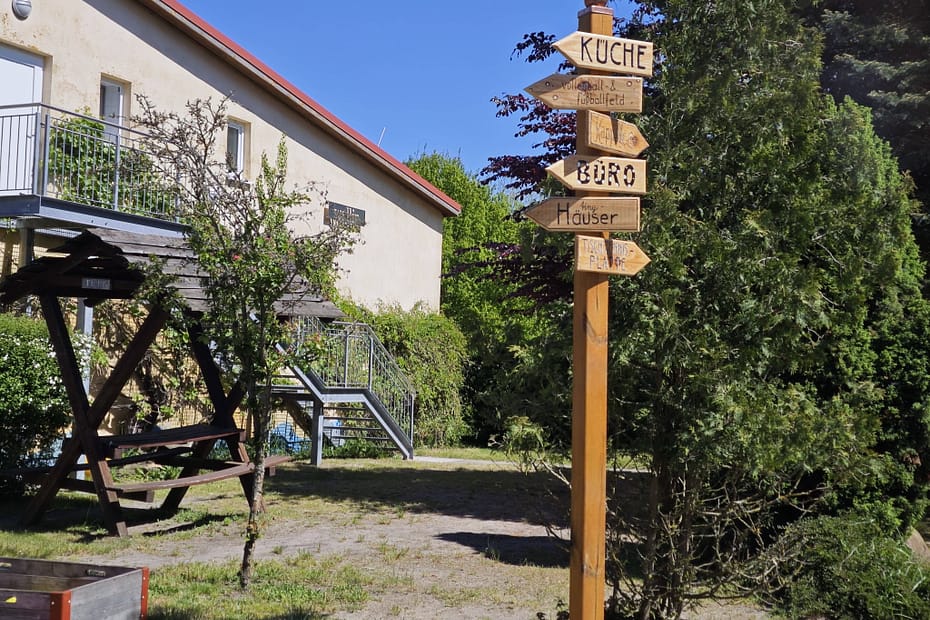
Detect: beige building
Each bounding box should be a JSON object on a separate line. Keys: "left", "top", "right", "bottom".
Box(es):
{"left": 0, "top": 0, "right": 460, "bottom": 310}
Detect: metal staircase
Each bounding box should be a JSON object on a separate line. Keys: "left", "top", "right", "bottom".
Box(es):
{"left": 272, "top": 317, "right": 416, "bottom": 462}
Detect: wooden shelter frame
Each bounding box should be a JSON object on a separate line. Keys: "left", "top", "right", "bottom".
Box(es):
{"left": 0, "top": 228, "right": 340, "bottom": 536}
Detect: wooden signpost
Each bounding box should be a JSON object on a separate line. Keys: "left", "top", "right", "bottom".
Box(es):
{"left": 546, "top": 155, "right": 647, "bottom": 194}
{"left": 575, "top": 235, "right": 650, "bottom": 275}
{"left": 524, "top": 74, "right": 643, "bottom": 112}
{"left": 585, "top": 111, "right": 649, "bottom": 157}
{"left": 521, "top": 2, "right": 653, "bottom": 619}
{"left": 553, "top": 31, "right": 654, "bottom": 77}
{"left": 524, "top": 197, "right": 640, "bottom": 232}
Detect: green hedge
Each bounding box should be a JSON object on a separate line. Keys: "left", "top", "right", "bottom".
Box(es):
{"left": 0, "top": 313, "right": 70, "bottom": 497}
{"left": 766, "top": 513, "right": 930, "bottom": 619}
{"left": 347, "top": 303, "right": 468, "bottom": 447}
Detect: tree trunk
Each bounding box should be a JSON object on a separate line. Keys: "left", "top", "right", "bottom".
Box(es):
{"left": 239, "top": 370, "right": 270, "bottom": 589}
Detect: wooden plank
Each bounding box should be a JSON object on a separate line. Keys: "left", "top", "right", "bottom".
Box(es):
{"left": 553, "top": 31, "right": 653, "bottom": 77}
{"left": 112, "top": 463, "right": 254, "bottom": 493}
{"left": 571, "top": 6, "right": 616, "bottom": 620}
{"left": 28, "top": 296, "right": 126, "bottom": 537}
{"left": 547, "top": 155, "right": 647, "bottom": 194}
{"left": 101, "top": 424, "right": 243, "bottom": 452}
{"left": 524, "top": 197, "right": 640, "bottom": 232}
{"left": 585, "top": 111, "right": 649, "bottom": 157}
{"left": 0, "top": 589, "right": 54, "bottom": 619}
{"left": 0, "top": 574, "right": 93, "bottom": 591}
{"left": 69, "top": 566, "right": 143, "bottom": 620}
{"left": 0, "top": 558, "right": 137, "bottom": 580}
{"left": 60, "top": 478, "right": 156, "bottom": 503}
{"left": 112, "top": 456, "right": 288, "bottom": 494}
{"left": 158, "top": 456, "right": 256, "bottom": 471}
{"left": 0, "top": 446, "right": 193, "bottom": 479}
{"left": 525, "top": 73, "right": 643, "bottom": 112}
{"left": 575, "top": 235, "right": 651, "bottom": 276}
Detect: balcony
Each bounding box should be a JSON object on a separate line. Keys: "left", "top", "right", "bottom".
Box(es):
{"left": 0, "top": 103, "right": 186, "bottom": 236}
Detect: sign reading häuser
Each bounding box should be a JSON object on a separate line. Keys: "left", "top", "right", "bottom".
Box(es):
{"left": 524, "top": 197, "right": 640, "bottom": 232}
{"left": 525, "top": 74, "right": 643, "bottom": 112}
{"left": 575, "top": 235, "right": 650, "bottom": 276}
{"left": 585, "top": 111, "right": 649, "bottom": 157}
{"left": 553, "top": 32, "right": 654, "bottom": 77}
{"left": 546, "top": 155, "right": 647, "bottom": 194}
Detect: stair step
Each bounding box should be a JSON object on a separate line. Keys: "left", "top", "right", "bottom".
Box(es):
{"left": 328, "top": 434, "right": 395, "bottom": 443}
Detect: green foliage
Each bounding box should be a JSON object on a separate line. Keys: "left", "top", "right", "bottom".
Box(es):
{"left": 47, "top": 114, "right": 175, "bottom": 218}
{"left": 590, "top": 0, "right": 930, "bottom": 612}
{"left": 763, "top": 514, "right": 930, "bottom": 619}
{"left": 323, "top": 439, "right": 391, "bottom": 460}
{"left": 803, "top": 1, "right": 930, "bottom": 211}
{"left": 149, "top": 554, "right": 369, "bottom": 618}
{"left": 348, "top": 303, "right": 468, "bottom": 447}
{"left": 135, "top": 96, "right": 356, "bottom": 588}
{"left": 407, "top": 152, "right": 560, "bottom": 442}
{"left": 488, "top": 0, "right": 930, "bottom": 614}
{"left": 407, "top": 152, "right": 524, "bottom": 343}
{"left": 0, "top": 313, "right": 70, "bottom": 497}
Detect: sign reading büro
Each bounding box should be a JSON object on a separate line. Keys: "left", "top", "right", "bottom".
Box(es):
{"left": 546, "top": 155, "right": 647, "bottom": 194}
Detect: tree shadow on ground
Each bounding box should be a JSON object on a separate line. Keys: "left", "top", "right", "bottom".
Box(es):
{"left": 0, "top": 459, "right": 581, "bottom": 537}
{"left": 436, "top": 531, "right": 569, "bottom": 568}
{"left": 0, "top": 493, "right": 233, "bottom": 540}
{"left": 267, "top": 460, "right": 571, "bottom": 528}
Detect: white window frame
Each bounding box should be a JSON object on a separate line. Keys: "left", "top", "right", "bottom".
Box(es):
{"left": 99, "top": 78, "right": 126, "bottom": 141}
{"left": 226, "top": 120, "right": 246, "bottom": 175}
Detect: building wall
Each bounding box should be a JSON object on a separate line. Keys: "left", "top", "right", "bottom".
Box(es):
{"left": 0, "top": 0, "right": 445, "bottom": 310}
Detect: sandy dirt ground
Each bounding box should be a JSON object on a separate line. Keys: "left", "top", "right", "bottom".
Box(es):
{"left": 63, "top": 457, "right": 770, "bottom": 620}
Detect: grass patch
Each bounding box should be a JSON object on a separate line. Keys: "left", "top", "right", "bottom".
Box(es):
{"left": 148, "top": 553, "right": 368, "bottom": 619}
{"left": 415, "top": 446, "right": 503, "bottom": 461}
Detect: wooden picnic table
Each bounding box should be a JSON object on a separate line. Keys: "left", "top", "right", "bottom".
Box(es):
{"left": 0, "top": 229, "right": 340, "bottom": 536}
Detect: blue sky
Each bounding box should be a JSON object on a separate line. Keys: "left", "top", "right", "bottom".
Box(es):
{"left": 180, "top": 0, "right": 631, "bottom": 176}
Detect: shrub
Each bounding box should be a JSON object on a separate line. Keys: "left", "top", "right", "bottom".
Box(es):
{"left": 763, "top": 513, "right": 930, "bottom": 619}
{"left": 349, "top": 303, "right": 469, "bottom": 448}
{"left": 0, "top": 313, "right": 70, "bottom": 497}
{"left": 323, "top": 439, "right": 391, "bottom": 459}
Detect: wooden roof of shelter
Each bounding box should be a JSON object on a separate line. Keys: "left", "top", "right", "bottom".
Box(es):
{"left": 0, "top": 228, "right": 343, "bottom": 318}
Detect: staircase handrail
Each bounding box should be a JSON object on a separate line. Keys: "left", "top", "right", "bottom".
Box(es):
{"left": 289, "top": 316, "right": 415, "bottom": 442}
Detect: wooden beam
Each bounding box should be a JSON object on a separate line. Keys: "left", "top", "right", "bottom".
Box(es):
{"left": 29, "top": 296, "right": 127, "bottom": 536}
{"left": 570, "top": 3, "right": 613, "bottom": 619}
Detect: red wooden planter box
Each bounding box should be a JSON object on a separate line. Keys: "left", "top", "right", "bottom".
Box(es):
{"left": 0, "top": 558, "right": 148, "bottom": 620}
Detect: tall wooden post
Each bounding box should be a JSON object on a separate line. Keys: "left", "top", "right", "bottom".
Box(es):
{"left": 571, "top": 2, "right": 614, "bottom": 618}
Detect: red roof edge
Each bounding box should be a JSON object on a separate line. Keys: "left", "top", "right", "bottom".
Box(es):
{"left": 142, "top": 0, "right": 461, "bottom": 217}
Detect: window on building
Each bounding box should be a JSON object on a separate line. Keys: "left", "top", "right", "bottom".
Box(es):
{"left": 226, "top": 120, "right": 246, "bottom": 174}
{"left": 99, "top": 78, "right": 126, "bottom": 141}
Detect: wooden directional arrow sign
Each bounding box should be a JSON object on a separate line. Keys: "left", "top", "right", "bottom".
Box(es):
{"left": 525, "top": 197, "right": 640, "bottom": 232}
{"left": 586, "top": 111, "right": 649, "bottom": 157}
{"left": 525, "top": 74, "right": 643, "bottom": 113}
{"left": 575, "top": 235, "right": 650, "bottom": 276}
{"left": 553, "top": 32, "right": 654, "bottom": 77}
{"left": 547, "top": 155, "right": 647, "bottom": 194}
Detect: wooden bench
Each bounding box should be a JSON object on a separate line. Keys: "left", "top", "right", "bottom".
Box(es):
{"left": 5, "top": 425, "right": 288, "bottom": 504}
{"left": 44, "top": 454, "right": 291, "bottom": 503}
